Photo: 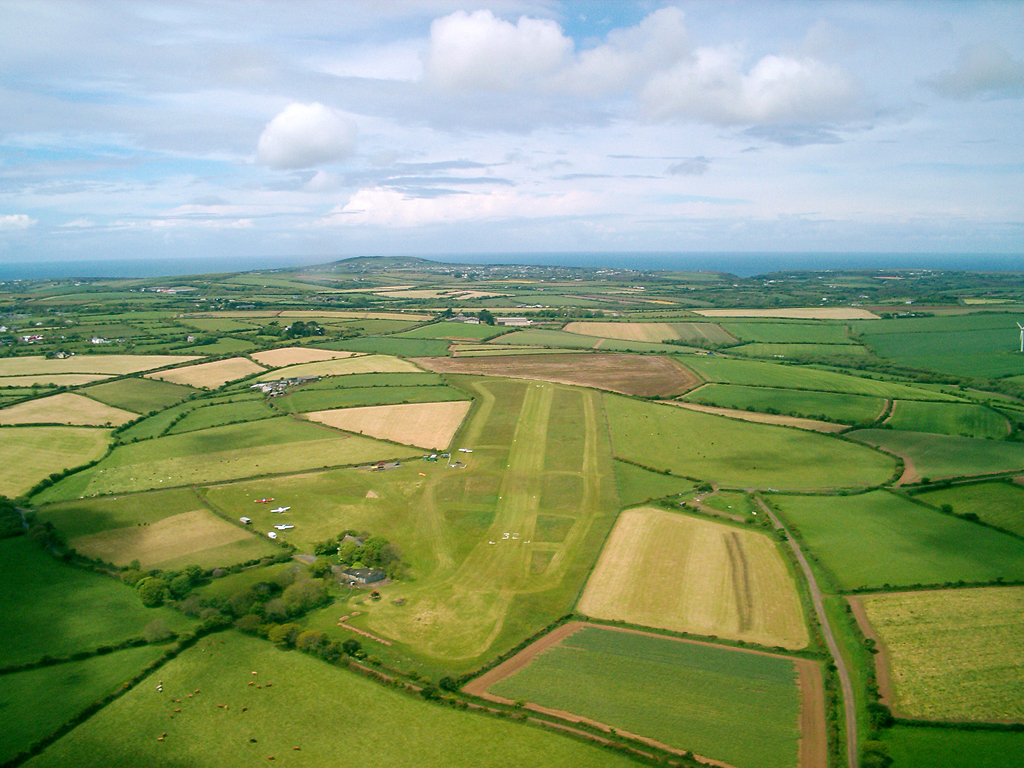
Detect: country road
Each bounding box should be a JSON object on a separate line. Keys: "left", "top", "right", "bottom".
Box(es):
{"left": 756, "top": 497, "right": 859, "bottom": 768}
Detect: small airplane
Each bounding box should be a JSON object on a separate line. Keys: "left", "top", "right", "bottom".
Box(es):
{"left": 254, "top": 498, "right": 274, "bottom": 504}
{"left": 273, "top": 524, "right": 294, "bottom": 530}
{"left": 270, "top": 506, "right": 290, "bottom": 513}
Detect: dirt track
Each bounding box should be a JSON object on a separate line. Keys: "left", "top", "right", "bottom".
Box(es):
{"left": 846, "top": 596, "right": 894, "bottom": 708}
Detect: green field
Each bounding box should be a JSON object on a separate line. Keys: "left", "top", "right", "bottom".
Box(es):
{"left": 0, "top": 644, "right": 167, "bottom": 764}
{"left": 255, "top": 355, "right": 423, "bottom": 381}
{"left": 34, "top": 418, "right": 403, "bottom": 502}
{"left": 730, "top": 342, "right": 868, "bottom": 358}
{"left": 604, "top": 395, "right": 895, "bottom": 490}
{"left": 327, "top": 337, "right": 451, "bottom": 357}
{"left": 0, "top": 537, "right": 193, "bottom": 666}
{"left": 275, "top": 384, "right": 467, "bottom": 414}
{"left": 683, "top": 384, "right": 884, "bottom": 424}
{"left": 165, "top": 399, "right": 277, "bottom": 434}
{"left": 396, "top": 322, "right": 506, "bottom": 340}
{"left": 849, "top": 429, "right": 1024, "bottom": 480}
{"left": 81, "top": 377, "right": 195, "bottom": 413}
{"left": 612, "top": 460, "right": 696, "bottom": 506}
{"left": 489, "top": 626, "right": 800, "bottom": 768}
{"left": 882, "top": 725, "right": 1024, "bottom": 768}
{"left": 886, "top": 400, "right": 1010, "bottom": 439}
{"left": 914, "top": 481, "right": 1024, "bottom": 537}
{"left": 1, "top": 426, "right": 112, "bottom": 498}
{"left": 38, "top": 487, "right": 207, "bottom": 538}
{"left": 493, "top": 328, "right": 687, "bottom": 353}
{"left": 720, "top": 321, "right": 853, "bottom": 344}
{"left": 115, "top": 400, "right": 196, "bottom": 442}
{"left": 25, "top": 632, "right": 639, "bottom": 768}
{"left": 681, "top": 355, "right": 962, "bottom": 400}
{"left": 771, "top": 491, "right": 1024, "bottom": 590}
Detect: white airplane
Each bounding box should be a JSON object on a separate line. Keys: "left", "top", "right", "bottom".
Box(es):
{"left": 274, "top": 524, "right": 294, "bottom": 530}
{"left": 267, "top": 531, "right": 277, "bottom": 539}
{"left": 270, "top": 506, "right": 290, "bottom": 513}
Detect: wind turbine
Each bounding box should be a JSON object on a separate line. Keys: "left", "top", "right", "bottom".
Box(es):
{"left": 1019, "top": 322, "right": 1024, "bottom": 353}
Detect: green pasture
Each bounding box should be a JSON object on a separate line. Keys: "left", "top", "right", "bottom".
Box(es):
{"left": 604, "top": 395, "right": 895, "bottom": 490}
{"left": 881, "top": 725, "right": 1024, "bottom": 768}
{"left": 34, "top": 418, "right": 404, "bottom": 502}
{"left": 914, "top": 481, "right": 1024, "bottom": 537}
{"left": 194, "top": 562, "right": 299, "bottom": 601}
{"left": 295, "top": 371, "right": 449, "bottom": 390}
{"left": 770, "top": 490, "right": 1024, "bottom": 590}
{"left": 886, "top": 400, "right": 1010, "bottom": 439}
{"left": 116, "top": 400, "right": 196, "bottom": 442}
{"left": 680, "top": 355, "right": 962, "bottom": 400}
{"left": 699, "top": 489, "right": 758, "bottom": 518}
{"left": 275, "top": 384, "right": 467, "bottom": 414}
{"left": 720, "top": 321, "right": 853, "bottom": 344}
{"left": 490, "top": 626, "right": 800, "bottom": 768}
{"left": 0, "top": 537, "right": 193, "bottom": 666}
{"left": 1, "top": 426, "right": 111, "bottom": 498}
{"left": 166, "top": 399, "right": 277, "bottom": 435}
{"left": 0, "top": 644, "right": 167, "bottom": 765}
{"left": 613, "top": 460, "right": 696, "bottom": 506}
{"left": 26, "top": 632, "right": 638, "bottom": 768}
{"left": 181, "top": 317, "right": 260, "bottom": 333}
{"left": 396, "top": 322, "right": 506, "bottom": 340}
{"left": 493, "top": 328, "right": 687, "bottom": 353}
{"left": 849, "top": 429, "right": 1024, "bottom": 480}
{"left": 683, "top": 384, "right": 885, "bottom": 424}
{"left": 170, "top": 336, "right": 257, "bottom": 355}
{"left": 38, "top": 487, "right": 206, "bottom": 538}
{"left": 81, "top": 377, "right": 195, "bottom": 413}
{"left": 730, "top": 342, "right": 868, "bottom": 358}
{"left": 325, "top": 336, "right": 451, "bottom": 357}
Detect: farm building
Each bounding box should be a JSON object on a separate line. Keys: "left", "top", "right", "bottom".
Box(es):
{"left": 342, "top": 567, "right": 386, "bottom": 585}
{"left": 496, "top": 316, "right": 532, "bottom": 327}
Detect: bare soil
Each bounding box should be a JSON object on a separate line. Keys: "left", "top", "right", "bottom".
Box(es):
{"left": 413, "top": 353, "right": 701, "bottom": 397}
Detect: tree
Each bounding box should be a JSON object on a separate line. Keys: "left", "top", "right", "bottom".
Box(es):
{"left": 137, "top": 577, "right": 168, "bottom": 607}
{"left": 168, "top": 574, "right": 192, "bottom": 599}
{"left": 296, "top": 630, "right": 327, "bottom": 653}
{"left": 477, "top": 309, "right": 495, "bottom": 325}
{"left": 341, "top": 638, "right": 362, "bottom": 656}
{"left": 861, "top": 741, "right": 893, "bottom": 768}
{"left": 234, "top": 614, "right": 263, "bottom": 635}
{"left": 282, "top": 578, "right": 328, "bottom": 615}
{"left": 267, "top": 623, "right": 301, "bottom": 648}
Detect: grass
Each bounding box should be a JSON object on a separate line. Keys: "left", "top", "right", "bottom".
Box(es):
{"left": 684, "top": 384, "right": 884, "bottom": 425}
{"left": 489, "top": 625, "right": 801, "bottom": 768}
{"left": 561, "top": 321, "right": 735, "bottom": 345}
{"left": 26, "top": 632, "right": 639, "bottom": 768}
{"left": 914, "top": 480, "right": 1024, "bottom": 537}
{"left": 0, "top": 644, "right": 168, "bottom": 764}
{"left": 578, "top": 508, "right": 809, "bottom": 649}
{"left": 115, "top": 400, "right": 195, "bottom": 442}
{"left": 38, "top": 487, "right": 208, "bottom": 538}
{"left": 604, "top": 394, "right": 895, "bottom": 491}
{"left": 33, "top": 418, "right": 404, "bottom": 502}
{"left": 882, "top": 724, "right": 1024, "bottom": 767}
{"left": 848, "top": 429, "right": 1024, "bottom": 480}
{"left": 255, "top": 355, "right": 422, "bottom": 381}
{"left": 0, "top": 392, "right": 137, "bottom": 426}
{"left": 730, "top": 342, "right": 868, "bottom": 358}
{"left": 396, "top": 322, "right": 506, "bottom": 340}
{"left": 771, "top": 490, "right": 1024, "bottom": 590}
{"left": 0, "top": 426, "right": 111, "bottom": 498}
{"left": 166, "top": 399, "right": 277, "bottom": 434}
{"left": 612, "top": 461, "right": 697, "bottom": 506}
{"left": 860, "top": 587, "right": 1024, "bottom": 720}
{"left": 719, "top": 321, "right": 853, "bottom": 344}
{"left": 0, "top": 537, "right": 193, "bottom": 666}
{"left": 81, "top": 377, "right": 195, "bottom": 413}
{"left": 325, "top": 337, "right": 451, "bottom": 357}
{"left": 886, "top": 400, "right": 1010, "bottom": 439}
{"left": 0, "top": 354, "right": 199, "bottom": 377}
{"left": 275, "top": 384, "right": 467, "bottom": 414}
{"left": 492, "top": 328, "right": 685, "bottom": 353}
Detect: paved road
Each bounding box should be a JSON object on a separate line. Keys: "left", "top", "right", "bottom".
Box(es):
{"left": 756, "top": 497, "right": 859, "bottom": 768}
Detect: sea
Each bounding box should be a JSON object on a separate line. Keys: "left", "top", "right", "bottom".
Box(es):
{"left": 0, "top": 252, "right": 1020, "bottom": 281}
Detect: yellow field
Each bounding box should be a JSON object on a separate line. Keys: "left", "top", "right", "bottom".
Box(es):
{"left": 0, "top": 426, "right": 111, "bottom": 497}
{"left": 668, "top": 401, "right": 847, "bottom": 433}
{"left": 562, "top": 321, "right": 730, "bottom": 344}
{"left": 578, "top": 507, "right": 809, "bottom": 649}
{"left": 278, "top": 310, "right": 433, "bottom": 321}
{"left": 0, "top": 354, "right": 199, "bottom": 377}
{"left": 145, "top": 357, "right": 265, "bottom": 388}
{"left": 69, "top": 508, "right": 263, "bottom": 568}
{"left": 693, "top": 307, "right": 880, "bottom": 320}
{"left": 0, "top": 374, "right": 114, "bottom": 387}
{"left": 0, "top": 393, "right": 137, "bottom": 426}
{"left": 859, "top": 587, "right": 1024, "bottom": 721}
{"left": 250, "top": 347, "right": 355, "bottom": 367}
{"left": 306, "top": 400, "right": 472, "bottom": 450}
{"left": 256, "top": 354, "right": 422, "bottom": 381}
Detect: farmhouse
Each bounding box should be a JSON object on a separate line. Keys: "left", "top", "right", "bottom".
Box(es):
{"left": 342, "top": 567, "right": 386, "bottom": 585}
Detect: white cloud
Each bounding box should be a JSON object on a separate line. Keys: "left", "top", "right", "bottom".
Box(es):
{"left": 257, "top": 102, "right": 357, "bottom": 170}
{"left": 423, "top": 9, "right": 573, "bottom": 91}
{"left": 924, "top": 43, "right": 1024, "bottom": 99}
{"left": 641, "top": 48, "right": 861, "bottom": 125}
{"left": 0, "top": 214, "right": 37, "bottom": 231}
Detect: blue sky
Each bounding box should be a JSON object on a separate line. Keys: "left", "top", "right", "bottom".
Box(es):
{"left": 1, "top": 0, "right": 1022, "bottom": 266}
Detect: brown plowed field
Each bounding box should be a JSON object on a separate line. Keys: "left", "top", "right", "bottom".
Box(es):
{"left": 413, "top": 353, "right": 701, "bottom": 397}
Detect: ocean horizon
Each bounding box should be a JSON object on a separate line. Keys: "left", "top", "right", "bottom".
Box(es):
{"left": 0, "top": 252, "right": 1020, "bottom": 281}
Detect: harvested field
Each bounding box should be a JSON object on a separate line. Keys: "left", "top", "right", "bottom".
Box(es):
{"left": 255, "top": 354, "right": 421, "bottom": 381}
{"left": 69, "top": 508, "right": 274, "bottom": 569}
{"left": 578, "top": 508, "right": 809, "bottom": 649}
{"left": 0, "top": 354, "right": 199, "bottom": 377}
{"left": 669, "top": 401, "right": 847, "bottom": 432}
{"left": 250, "top": 346, "right": 355, "bottom": 367}
{"left": 1, "top": 426, "right": 110, "bottom": 497}
{"left": 694, "top": 308, "right": 880, "bottom": 320}
{"left": 0, "top": 392, "right": 137, "bottom": 426}
{"left": 563, "top": 321, "right": 736, "bottom": 345}
{"left": 306, "top": 400, "right": 472, "bottom": 450}
{"left": 414, "top": 353, "right": 701, "bottom": 397}
{"left": 0, "top": 374, "right": 113, "bottom": 387}
{"left": 855, "top": 587, "right": 1024, "bottom": 721}
{"left": 145, "top": 356, "right": 264, "bottom": 388}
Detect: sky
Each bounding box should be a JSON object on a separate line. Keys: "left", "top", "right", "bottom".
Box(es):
{"left": 1, "top": 0, "right": 1023, "bottom": 268}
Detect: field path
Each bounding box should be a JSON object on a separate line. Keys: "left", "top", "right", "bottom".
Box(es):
{"left": 846, "top": 596, "right": 894, "bottom": 709}
{"left": 757, "top": 497, "right": 858, "bottom": 768}
{"left": 797, "top": 660, "right": 829, "bottom": 768}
